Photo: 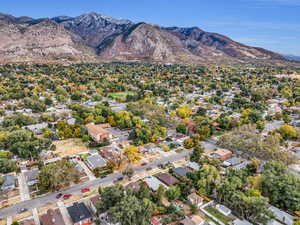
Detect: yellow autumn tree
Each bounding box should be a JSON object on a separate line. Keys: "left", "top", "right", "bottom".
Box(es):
{"left": 123, "top": 145, "right": 140, "bottom": 164}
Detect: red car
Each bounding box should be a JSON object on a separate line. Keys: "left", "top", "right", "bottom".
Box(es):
{"left": 81, "top": 188, "right": 90, "bottom": 193}
{"left": 63, "top": 194, "right": 72, "bottom": 199}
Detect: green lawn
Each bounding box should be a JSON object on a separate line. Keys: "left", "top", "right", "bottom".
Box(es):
{"left": 205, "top": 206, "right": 232, "bottom": 224}
{"left": 108, "top": 91, "right": 135, "bottom": 99}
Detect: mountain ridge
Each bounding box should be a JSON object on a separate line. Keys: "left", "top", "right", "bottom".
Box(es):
{"left": 0, "top": 12, "right": 295, "bottom": 65}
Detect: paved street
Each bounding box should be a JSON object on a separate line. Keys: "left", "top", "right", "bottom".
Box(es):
{"left": 0, "top": 150, "right": 191, "bottom": 219}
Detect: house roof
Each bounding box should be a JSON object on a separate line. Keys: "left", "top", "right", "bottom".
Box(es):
{"left": 85, "top": 123, "right": 111, "bottom": 138}
{"left": 213, "top": 149, "right": 232, "bottom": 157}
{"left": 232, "top": 219, "right": 253, "bottom": 225}
{"left": 223, "top": 157, "right": 243, "bottom": 167}
{"left": 67, "top": 203, "right": 92, "bottom": 223}
{"left": 156, "top": 173, "right": 179, "bottom": 186}
{"left": 179, "top": 218, "right": 195, "bottom": 225}
{"left": 172, "top": 167, "right": 192, "bottom": 177}
{"left": 26, "top": 122, "right": 48, "bottom": 131}
{"left": 24, "top": 168, "right": 39, "bottom": 182}
{"left": 188, "top": 193, "right": 203, "bottom": 203}
{"left": 143, "top": 176, "right": 167, "bottom": 191}
{"left": 86, "top": 154, "right": 106, "bottom": 168}
{"left": 151, "top": 216, "right": 161, "bottom": 225}
{"left": 191, "top": 215, "right": 205, "bottom": 224}
{"left": 1, "top": 174, "right": 16, "bottom": 188}
{"left": 40, "top": 209, "right": 65, "bottom": 225}
{"left": 126, "top": 182, "right": 141, "bottom": 192}
{"left": 187, "top": 162, "right": 200, "bottom": 170}
{"left": 268, "top": 206, "right": 294, "bottom": 225}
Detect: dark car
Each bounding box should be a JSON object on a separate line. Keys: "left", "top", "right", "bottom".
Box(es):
{"left": 18, "top": 208, "right": 27, "bottom": 213}
{"left": 56, "top": 193, "right": 63, "bottom": 199}
{"left": 117, "top": 176, "right": 124, "bottom": 181}
{"left": 146, "top": 167, "right": 152, "bottom": 171}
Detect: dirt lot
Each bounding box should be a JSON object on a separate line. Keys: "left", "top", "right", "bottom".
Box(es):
{"left": 13, "top": 210, "right": 32, "bottom": 222}
{"left": 0, "top": 219, "right": 6, "bottom": 225}
{"left": 38, "top": 202, "right": 58, "bottom": 214}
{"left": 53, "top": 138, "right": 90, "bottom": 157}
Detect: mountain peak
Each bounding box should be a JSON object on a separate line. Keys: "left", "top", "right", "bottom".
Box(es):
{"left": 0, "top": 11, "right": 293, "bottom": 65}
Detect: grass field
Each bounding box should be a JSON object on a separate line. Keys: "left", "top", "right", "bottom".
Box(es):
{"left": 53, "top": 138, "right": 90, "bottom": 157}
{"left": 108, "top": 91, "right": 135, "bottom": 99}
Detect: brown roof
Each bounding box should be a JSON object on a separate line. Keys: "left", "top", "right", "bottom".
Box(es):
{"left": 156, "top": 173, "right": 179, "bottom": 186}
{"left": 85, "top": 123, "right": 111, "bottom": 138}
{"left": 126, "top": 182, "right": 141, "bottom": 192}
{"left": 40, "top": 209, "right": 65, "bottom": 225}
{"left": 188, "top": 193, "right": 203, "bottom": 202}
{"left": 191, "top": 215, "right": 204, "bottom": 224}
{"left": 215, "top": 149, "right": 232, "bottom": 156}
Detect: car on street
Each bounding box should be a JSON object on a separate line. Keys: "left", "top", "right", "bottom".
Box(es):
{"left": 56, "top": 193, "right": 63, "bottom": 199}
{"left": 63, "top": 194, "right": 72, "bottom": 199}
{"left": 17, "top": 208, "right": 27, "bottom": 213}
{"left": 81, "top": 188, "right": 90, "bottom": 193}
{"left": 117, "top": 176, "right": 124, "bottom": 181}
{"left": 146, "top": 167, "right": 152, "bottom": 171}
{"left": 141, "top": 162, "right": 147, "bottom": 166}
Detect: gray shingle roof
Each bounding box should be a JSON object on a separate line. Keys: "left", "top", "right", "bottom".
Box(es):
{"left": 67, "top": 203, "right": 92, "bottom": 223}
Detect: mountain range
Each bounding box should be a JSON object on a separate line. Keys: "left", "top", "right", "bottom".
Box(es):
{"left": 0, "top": 12, "right": 295, "bottom": 65}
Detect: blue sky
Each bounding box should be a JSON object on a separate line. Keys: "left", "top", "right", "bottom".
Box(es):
{"left": 1, "top": 0, "right": 300, "bottom": 55}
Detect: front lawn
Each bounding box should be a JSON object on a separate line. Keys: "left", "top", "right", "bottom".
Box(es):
{"left": 205, "top": 206, "right": 232, "bottom": 224}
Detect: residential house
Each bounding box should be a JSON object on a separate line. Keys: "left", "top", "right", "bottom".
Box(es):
{"left": 24, "top": 168, "right": 39, "bottom": 186}
{"left": 86, "top": 154, "right": 106, "bottom": 170}
{"left": 190, "top": 215, "right": 205, "bottom": 225}
{"left": 187, "top": 162, "right": 200, "bottom": 170}
{"left": 187, "top": 193, "right": 203, "bottom": 208}
{"left": 67, "top": 203, "right": 92, "bottom": 225}
{"left": 232, "top": 219, "right": 253, "bottom": 225}
{"left": 268, "top": 206, "right": 294, "bottom": 225}
{"left": 210, "top": 149, "right": 232, "bottom": 161}
{"left": 143, "top": 176, "right": 167, "bottom": 191}
{"left": 172, "top": 167, "right": 192, "bottom": 178}
{"left": 1, "top": 174, "right": 16, "bottom": 191}
{"left": 232, "top": 161, "right": 250, "bottom": 170}
{"left": 179, "top": 215, "right": 205, "bottom": 225}
{"left": 25, "top": 122, "right": 48, "bottom": 135}
{"left": 151, "top": 216, "right": 162, "bottom": 225}
{"left": 216, "top": 204, "right": 232, "bottom": 216}
{"left": 40, "top": 209, "right": 65, "bottom": 225}
{"left": 126, "top": 182, "right": 141, "bottom": 192}
{"left": 85, "top": 123, "right": 112, "bottom": 143}
{"left": 156, "top": 173, "right": 179, "bottom": 186}
{"left": 223, "top": 157, "right": 244, "bottom": 167}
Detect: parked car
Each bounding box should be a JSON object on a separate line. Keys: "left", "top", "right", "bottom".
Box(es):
{"left": 146, "top": 167, "right": 152, "bottom": 171}
{"left": 81, "top": 188, "right": 90, "bottom": 193}
{"left": 141, "top": 162, "right": 147, "bottom": 166}
{"left": 18, "top": 208, "right": 27, "bottom": 213}
{"left": 63, "top": 194, "right": 72, "bottom": 199}
{"left": 117, "top": 176, "right": 124, "bottom": 181}
{"left": 56, "top": 193, "right": 63, "bottom": 199}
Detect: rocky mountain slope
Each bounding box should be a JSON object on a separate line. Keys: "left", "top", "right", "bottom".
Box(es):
{"left": 0, "top": 12, "right": 292, "bottom": 65}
